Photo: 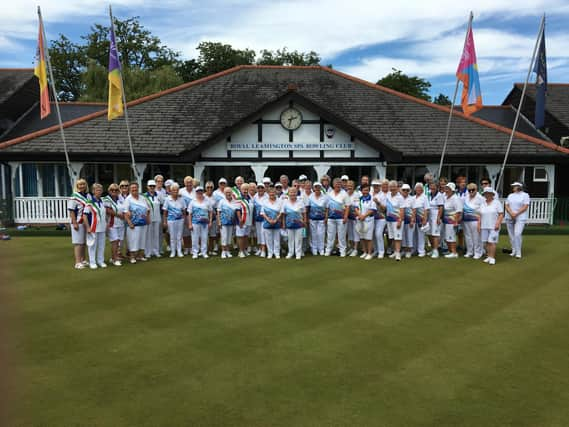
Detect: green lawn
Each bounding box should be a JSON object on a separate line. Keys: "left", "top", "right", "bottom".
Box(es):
{"left": 2, "top": 235, "right": 569, "bottom": 426}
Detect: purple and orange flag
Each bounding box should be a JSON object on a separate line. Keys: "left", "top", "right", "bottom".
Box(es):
{"left": 107, "top": 22, "right": 124, "bottom": 120}
{"left": 34, "top": 19, "right": 50, "bottom": 119}
{"left": 456, "top": 23, "right": 482, "bottom": 116}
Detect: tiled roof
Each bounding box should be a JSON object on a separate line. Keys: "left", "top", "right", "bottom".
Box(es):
{"left": 1, "top": 66, "right": 568, "bottom": 161}
{"left": 0, "top": 69, "right": 38, "bottom": 126}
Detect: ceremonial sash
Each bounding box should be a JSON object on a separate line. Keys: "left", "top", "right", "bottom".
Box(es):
{"left": 71, "top": 192, "right": 90, "bottom": 224}
{"left": 103, "top": 195, "right": 118, "bottom": 227}
{"left": 86, "top": 198, "right": 103, "bottom": 233}
{"left": 232, "top": 187, "right": 250, "bottom": 223}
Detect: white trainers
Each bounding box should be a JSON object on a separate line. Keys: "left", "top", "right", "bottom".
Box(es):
{"left": 431, "top": 250, "right": 439, "bottom": 259}
{"left": 510, "top": 251, "right": 517, "bottom": 257}
{"left": 286, "top": 254, "right": 293, "bottom": 259}
{"left": 360, "top": 252, "right": 367, "bottom": 259}
{"left": 74, "top": 263, "right": 85, "bottom": 269}
{"left": 489, "top": 258, "right": 496, "bottom": 265}
{"left": 130, "top": 258, "right": 137, "bottom": 264}
{"left": 405, "top": 252, "right": 412, "bottom": 259}
{"left": 184, "top": 248, "right": 190, "bottom": 255}
{"left": 266, "top": 253, "right": 273, "bottom": 259}
{"left": 201, "top": 253, "right": 209, "bottom": 259}
{"left": 221, "top": 252, "right": 227, "bottom": 259}
{"left": 340, "top": 252, "right": 346, "bottom": 258}
{"left": 275, "top": 255, "right": 281, "bottom": 259}
{"left": 112, "top": 260, "right": 122, "bottom": 266}
{"left": 226, "top": 252, "right": 233, "bottom": 258}
{"left": 177, "top": 251, "right": 184, "bottom": 258}
{"left": 464, "top": 253, "right": 473, "bottom": 258}
{"left": 349, "top": 250, "right": 358, "bottom": 257}
{"left": 324, "top": 251, "right": 331, "bottom": 257}
{"left": 377, "top": 252, "right": 384, "bottom": 259}
{"left": 444, "top": 253, "right": 458, "bottom": 259}
{"left": 170, "top": 252, "right": 176, "bottom": 258}
{"left": 473, "top": 254, "right": 482, "bottom": 260}
{"left": 395, "top": 253, "right": 401, "bottom": 261}
{"left": 89, "top": 264, "right": 98, "bottom": 270}
{"left": 483, "top": 257, "right": 491, "bottom": 263}
{"left": 260, "top": 251, "right": 266, "bottom": 258}
{"left": 389, "top": 253, "right": 397, "bottom": 259}
{"left": 364, "top": 254, "right": 373, "bottom": 261}
{"left": 238, "top": 251, "right": 246, "bottom": 258}
{"left": 98, "top": 263, "right": 107, "bottom": 268}
{"left": 515, "top": 254, "right": 522, "bottom": 259}
{"left": 418, "top": 253, "right": 426, "bottom": 258}
{"left": 296, "top": 256, "right": 302, "bottom": 260}
{"left": 192, "top": 254, "right": 198, "bottom": 259}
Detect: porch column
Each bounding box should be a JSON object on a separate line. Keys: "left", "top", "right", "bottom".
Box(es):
{"left": 313, "top": 164, "right": 331, "bottom": 181}
{"left": 68, "top": 162, "right": 84, "bottom": 187}
{"left": 193, "top": 163, "right": 205, "bottom": 185}
{"left": 375, "top": 163, "right": 387, "bottom": 180}
{"left": 485, "top": 165, "right": 501, "bottom": 188}
{"left": 8, "top": 162, "right": 20, "bottom": 197}
{"left": 425, "top": 164, "right": 439, "bottom": 178}
{"left": 133, "top": 163, "right": 147, "bottom": 187}
{"left": 37, "top": 164, "right": 43, "bottom": 197}
{"left": 544, "top": 164, "right": 555, "bottom": 197}
{"left": 1, "top": 164, "right": 6, "bottom": 199}
{"left": 251, "top": 164, "right": 269, "bottom": 183}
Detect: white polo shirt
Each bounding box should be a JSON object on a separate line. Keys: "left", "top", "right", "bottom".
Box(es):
{"left": 505, "top": 191, "right": 530, "bottom": 221}
{"left": 480, "top": 199, "right": 504, "bottom": 229}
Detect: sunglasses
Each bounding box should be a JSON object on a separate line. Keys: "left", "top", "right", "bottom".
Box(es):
{"left": 468, "top": 189, "right": 476, "bottom": 192}
{"left": 148, "top": 185, "right": 156, "bottom": 187}
{"left": 110, "top": 189, "right": 119, "bottom": 192}
{"left": 206, "top": 186, "right": 214, "bottom": 189}
{"left": 402, "top": 189, "right": 410, "bottom": 192}
{"left": 120, "top": 185, "right": 128, "bottom": 188}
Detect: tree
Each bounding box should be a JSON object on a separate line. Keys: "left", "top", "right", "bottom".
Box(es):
{"left": 48, "top": 35, "right": 85, "bottom": 101}
{"left": 256, "top": 48, "right": 320, "bottom": 66}
{"left": 377, "top": 68, "right": 432, "bottom": 102}
{"left": 433, "top": 93, "right": 452, "bottom": 106}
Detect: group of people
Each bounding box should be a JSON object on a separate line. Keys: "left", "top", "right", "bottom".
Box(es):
{"left": 68, "top": 172, "right": 530, "bottom": 269}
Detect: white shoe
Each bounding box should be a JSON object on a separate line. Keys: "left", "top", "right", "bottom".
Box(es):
{"left": 170, "top": 252, "right": 176, "bottom": 258}
{"left": 395, "top": 253, "right": 401, "bottom": 261}
{"left": 296, "top": 256, "right": 302, "bottom": 260}
{"left": 266, "top": 253, "right": 273, "bottom": 259}
{"left": 444, "top": 253, "right": 458, "bottom": 259}
{"left": 473, "top": 254, "right": 482, "bottom": 260}
{"left": 324, "top": 252, "right": 331, "bottom": 257}
{"left": 98, "top": 263, "right": 107, "bottom": 268}
{"left": 405, "top": 252, "right": 412, "bottom": 259}
{"left": 515, "top": 254, "right": 522, "bottom": 259}
{"left": 483, "top": 257, "right": 490, "bottom": 263}
{"left": 89, "top": 264, "right": 98, "bottom": 270}
{"left": 364, "top": 254, "right": 373, "bottom": 261}
{"left": 238, "top": 251, "right": 246, "bottom": 258}
{"left": 431, "top": 250, "right": 439, "bottom": 259}
{"left": 389, "top": 253, "right": 396, "bottom": 259}
{"left": 275, "top": 255, "right": 281, "bottom": 259}
{"left": 340, "top": 252, "right": 346, "bottom": 258}
{"left": 74, "top": 263, "right": 85, "bottom": 270}
{"left": 112, "top": 260, "right": 122, "bottom": 266}
{"left": 184, "top": 248, "right": 190, "bottom": 255}
{"left": 192, "top": 254, "right": 198, "bottom": 259}
{"left": 286, "top": 254, "right": 293, "bottom": 259}
{"left": 226, "top": 252, "right": 233, "bottom": 258}
{"left": 360, "top": 252, "right": 367, "bottom": 259}
{"left": 418, "top": 253, "right": 425, "bottom": 258}
{"left": 81, "top": 260, "right": 89, "bottom": 267}
{"left": 260, "top": 251, "right": 266, "bottom": 258}
{"left": 510, "top": 251, "right": 517, "bottom": 257}
{"left": 489, "top": 258, "right": 496, "bottom": 265}
{"left": 221, "top": 252, "right": 227, "bottom": 259}
{"left": 130, "top": 258, "right": 137, "bottom": 264}
{"left": 464, "top": 253, "right": 473, "bottom": 258}
{"left": 177, "top": 252, "right": 184, "bottom": 258}
{"left": 201, "top": 253, "right": 209, "bottom": 259}
{"left": 155, "top": 254, "right": 162, "bottom": 258}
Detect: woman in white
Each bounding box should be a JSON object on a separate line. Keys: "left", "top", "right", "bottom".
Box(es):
{"left": 253, "top": 183, "right": 268, "bottom": 257}
{"left": 372, "top": 179, "right": 388, "bottom": 259}
{"left": 162, "top": 183, "right": 185, "bottom": 258}
{"left": 143, "top": 180, "right": 162, "bottom": 258}
{"left": 84, "top": 183, "right": 107, "bottom": 269}
{"left": 427, "top": 182, "right": 444, "bottom": 259}
{"left": 118, "top": 180, "right": 130, "bottom": 257}
{"left": 442, "top": 182, "right": 463, "bottom": 259}
{"left": 103, "top": 183, "right": 124, "bottom": 266}
{"left": 325, "top": 178, "right": 350, "bottom": 257}
{"left": 248, "top": 183, "right": 258, "bottom": 253}
{"left": 354, "top": 184, "right": 376, "bottom": 260}
{"left": 180, "top": 175, "right": 195, "bottom": 255}
{"left": 68, "top": 178, "right": 90, "bottom": 269}
{"left": 400, "top": 183, "right": 415, "bottom": 259}
{"left": 281, "top": 188, "right": 306, "bottom": 260}
{"left": 505, "top": 182, "right": 530, "bottom": 259}
{"left": 383, "top": 180, "right": 404, "bottom": 261}
{"left": 308, "top": 182, "right": 328, "bottom": 256}
{"left": 235, "top": 183, "right": 253, "bottom": 258}
{"left": 462, "top": 183, "right": 484, "bottom": 259}
{"left": 346, "top": 180, "right": 361, "bottom": 257}
{"left": 261, "top": 187, "right": 283, "bottom": 259}
{"left": 123, "top": 182, "right": 150, "bottom": 264}
{"left": 154, "top": 174, "right": 166, "bottom": 254}
{"left": 478, "top": 187, "right": 504, "bottom": 265}
{"left": 217, "top": 187, "right": 242, "bottom": 259}
{"left": 412, "top": 183, "right": 429, "bottom": 257}
{"left": 187, "top": 186, "right": 212, "bottom": 259}
{"left": 204, "top": 181, "right": 218, "bottom": 256}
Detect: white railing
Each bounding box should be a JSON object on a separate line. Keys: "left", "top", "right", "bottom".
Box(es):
{"left": 12, "top": 196, "right": 557, "bottom": 225}
{"left": 14, "top": 197, "right": 70, "bottom": 224}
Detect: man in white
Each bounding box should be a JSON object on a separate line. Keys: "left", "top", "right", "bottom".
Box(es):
{"left": 442, "top": 182, "right": 463, "bottom": 259}
{"left": 505, "top": 182, "right": 530, "bottom": 259}
{"left": 143, "top": 180, "right": 163, "bottom": 258}
{"left": 253, "top": 183, "right": 268, "bottom": 257}
{"left": 462, "top": 183, "right": 485, "bottom": 259}
{"left": 325, "top": 178, "right": 350, "bottom": 257}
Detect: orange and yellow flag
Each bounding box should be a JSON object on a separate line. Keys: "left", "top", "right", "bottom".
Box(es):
{"left": 34, "top": 19, "right": 50, "bottom": 119}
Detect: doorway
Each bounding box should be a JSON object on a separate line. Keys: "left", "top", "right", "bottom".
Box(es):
{"left": 265, "top": 166, "right": 317, "bottom": 184}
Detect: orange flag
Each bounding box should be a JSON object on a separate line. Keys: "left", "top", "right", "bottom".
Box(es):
{"left": 34, "top": 19, "right": 51, "bottom": 119}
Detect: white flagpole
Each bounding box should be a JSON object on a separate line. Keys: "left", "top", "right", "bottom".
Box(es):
{"left": 437, "top": 11, "right": 473, "bottom": 179}
{"left": 109, "top": 5, "right": 139, "bottom": 183}
{"left": 38, "top": 6, "right": 75, "bottom": 188}
{"left": 496, "top": 14, "right": 545, "bottom": 193}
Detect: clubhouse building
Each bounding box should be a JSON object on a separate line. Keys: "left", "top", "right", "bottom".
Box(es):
{"left": 1, "top": 65, "right": 568, "bottom": 224}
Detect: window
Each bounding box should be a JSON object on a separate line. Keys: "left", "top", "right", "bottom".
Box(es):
{"left": 40, "top": 164, "right": 56, "bottom": 196}
{"left": 533, "top": 167, "right": 548, "bottom": 182}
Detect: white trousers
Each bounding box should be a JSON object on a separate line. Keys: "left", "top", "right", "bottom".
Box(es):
{"left": 126, "top": 225, "right": 147, "bottom": 252}
{"left": 158, "top": 220, "right": 164, "bottom": 253}
{"left": 168, "top": 219, "right": 184, "bottom": 254}
{"left": 263, "top": 228, "right": 281, "bottom": 256}
{"left": 145, "top": 221, "right": 161, "bottom": 257}
{"left": 463, "top": 221, "right": 482, "bottom": 257}
{"left": 220, "top": 225, "right": 234, "bottom": 246}
{"left": 326, "top": 219, "right": 347, "bottom": 254}
{"left": 347, "top": 219, "right": 359, "bottom": 242}
{"left": 191, "top": 223, "right": 208, "bottom": 255}
{"left": 255, "top": 222, "right": 266, "bottom": 245}
{"left": 413, "top": 225, "right": 426, "bottom": 255}
{"left": 309, "top": 219, "right": 326, "bottom": 254}
{"left": 402, "top": 223, "right": 414, "bottom": 248}
{"left": 374, "top": 219, "right": 386, "bottom": 255}
{"left": 506, "top": 219, "right": 526, "bottom": 256}
{"left": 88, "top": 231, "right": 106, "bottom": 266}
{"left": 287, "top": 228, "right": 303, "bottom": 257}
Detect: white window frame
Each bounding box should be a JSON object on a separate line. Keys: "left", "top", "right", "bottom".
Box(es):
{"left": 533, "top": 167, "right": 548, "bottom": 182}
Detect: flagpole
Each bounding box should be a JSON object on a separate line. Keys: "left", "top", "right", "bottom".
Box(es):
{"left": 38, "top": 6, "right": 74, "bottom": 188}
{"left": 109, "top": 5, "right": 139, "bottom": 183}
{"left": 437, "top": 11, "right": 473, "bottom": 179}
{"left": 496, "top": 14, "right": 545, "bottom": 193}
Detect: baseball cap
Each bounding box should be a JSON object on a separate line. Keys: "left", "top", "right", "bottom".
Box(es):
{"left": 195, "top": 186, "right": 204, "bottom": 192}
{"left": 257, "top": 183, "right": 265, "bottom": 189}
{"left": 147, "top": 179, "right": 156, "bottom": 186}
{"left": 445, "top": 182, "right": 456, "bottom": 192}
{"left": 164, "top": 179, "right": 174, "bottom": 186}
{"left": 218, "top": 178, "right": 227, "bottom": 184}
{"left": 299, "top": 174, "right": 308, "bottom": 181}
{"left": 341, "top": 175, "right": 349, "bottom": 180}
{"left": 401, "top": 184, "right": 411, "bottom": 191}
{"left": 511, "top": 181, "right": 523, "bottom": 187}
{"left": 483, "top": 187, "right": 495, "bottom": 194}
{"left": 275, "top": 182, "right": 283, "bottom": 188}
{"left": 371, "top": 180, "right": 381, "bottom": 185}
{"left": 262, "top": 177, "right": 272, "bottom": 184}
{"left": 313, "top": 182, "right": 322, "bottom": 187}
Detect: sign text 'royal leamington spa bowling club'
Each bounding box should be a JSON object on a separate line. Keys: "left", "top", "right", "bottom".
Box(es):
{"left": 227, "top": 142, "right": 356, "bottom": 151}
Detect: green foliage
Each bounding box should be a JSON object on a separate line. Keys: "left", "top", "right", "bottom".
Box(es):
{"left": 256, "top": 48, "right": 320, "bottom": 66}
{"left": 433, "top": 93, "right": 452, "bottom": 106}
{"left": 47, "top": 34, "right": 85, "bottom": 101}
{"left": 377, "top": 68, "right": 432, "bottom": 101}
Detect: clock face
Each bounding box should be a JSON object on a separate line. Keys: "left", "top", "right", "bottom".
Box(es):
{"left": 280, "top": 107, "right": 303, "bottom": 131}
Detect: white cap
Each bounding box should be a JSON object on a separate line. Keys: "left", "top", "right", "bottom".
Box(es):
{"left": 164, "top": 179, "right": 174, "bottom": 186}
{"left": 257, "top": 183, "right": 265, "bottom": 188}
{"left": 401, "top": 184, "right": 411, "bottom": 191}
{"left": 218, "top": 178, "right": 227, "bottom": 184}
{"left": 341, "top": 175, "right": 349, "bottom": 180}
{"left": 275, "top": 182, "right": 283, "bottom": 187}
{"left": 445, "top": 182, "right": 456, "bottom": 192}
{"left": 483, "top": 187, "right": 495, "bottom": 194}
{"left": 371, "top": 180, "right": 381, "bottom": 185}
{"left": 313, "top": 182, "right": 322, "bottom": 187}
{"left": 414, "top": 182, "right": 423, "bottom": 189}
{"left": 262, "top": 177, "right": 271, "bottom": 184}
{"left": 511, "top": 181, "right": 523, "bottom": 187}
{"left": 195, "top": 186, "right": 204, "bottom": 192}
{"left": 147, "top": 179, "right": 156, "bottom": 186}
{"left": 299, "top": 174, "right": 308, "bottom": 181}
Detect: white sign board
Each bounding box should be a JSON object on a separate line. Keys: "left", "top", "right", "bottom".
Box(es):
{"left": 227, "top": 142, "right": 355, "bottom": 151}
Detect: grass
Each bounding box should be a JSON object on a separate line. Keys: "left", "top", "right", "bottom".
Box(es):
{"left": 2, "top": 235, "right": 569, "bottom": 426}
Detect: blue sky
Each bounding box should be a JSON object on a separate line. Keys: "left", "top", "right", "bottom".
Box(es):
{"left": 1, "top": 0, "right": 568, "bottom": 105}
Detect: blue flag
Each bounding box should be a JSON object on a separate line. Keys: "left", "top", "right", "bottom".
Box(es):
{"left": 533, "top": 23, "right": 547, "bottom": 129}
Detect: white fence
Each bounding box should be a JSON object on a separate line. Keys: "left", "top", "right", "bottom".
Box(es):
{"left": 12, "top": 196, "right": 557, "bottom": 225}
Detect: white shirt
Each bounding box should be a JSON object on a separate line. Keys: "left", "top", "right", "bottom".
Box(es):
{"left": 463, "top": 193, "right": 485, "bottom": 222}
{"left": 428, "top": 192, "right": 445, "bottom": 212}
{"left": 373, "top": 191, "right": 387, "bottom": 219}
{"left": 384, "top": 192, "right": 404, "bottom": 222}
{"left": 443, "top": 193, "right": 463, "bottom": 225}
{"left": 506, "top": 191, "right": 530, "bottom": 221}
{"left": 327, "top": 189, "right": 351, "bottom": 220}
{"left": 123, "top": 195, "right": 149, "bottom": 226}
{"left": 412, "top": 194, "right": 429, "bottom": 222}
{"left": 480, "top": 199, "right": 504, "bottom": 229}
{"left": 84, "top": 196, "right": 107, "bottom": 233}
{"left": 143, "top": 192, "right": 162, "bottom": 223}
{"left": 355, "top": 196, "right": 376, "bottom": 223}
{"left": 281, "top": 199, "right": 305, "bottom": 229}
{"left": 179, "top": 187, "right": 196, "bottom": 208}
{"left": 308, "top": 193, "right": 328, "bottom": 220}
{"left": 188, "top": 198, "right": 212, "bottom": 225}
